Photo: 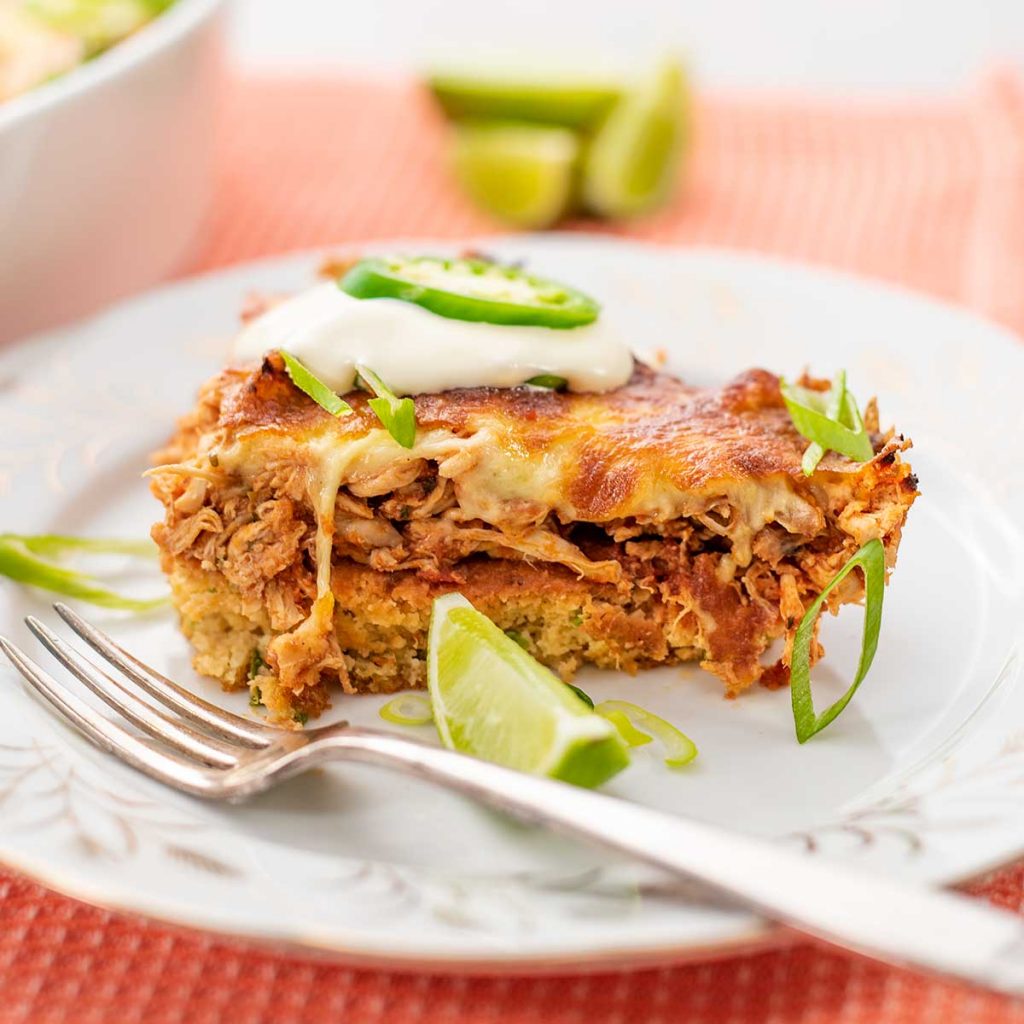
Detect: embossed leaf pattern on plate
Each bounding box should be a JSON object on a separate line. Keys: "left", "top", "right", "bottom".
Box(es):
{"left": 0, "top": 238, "right": 1022, "bottom": 968}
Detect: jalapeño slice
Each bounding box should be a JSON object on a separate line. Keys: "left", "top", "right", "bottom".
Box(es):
{"left": 339, "top": 256, "right": 600, "bottom": 329}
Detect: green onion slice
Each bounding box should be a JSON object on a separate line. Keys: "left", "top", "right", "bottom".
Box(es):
{"left": 0, "top": 534, "right": 166, "bottom": 612}
{"left": 567, "top": 683, "right": 594, "bottom": 709}
{"left": 525, "top": 374, "right": 568, "bottom": 390}
{"left": 595, "top": 700, "right": 697, "bottom": 766}
{"left": 504, "top": 629, "right": 529, "bottom": 649}
{"left": 13, "top": 535, "right": 157, "bottom": 559}
{"left": 379, "top": 693, "right": 434, "bottom": 726}
{"left": 841, "top": 387, "right": 866, "bottom": 434}
{"left": 790, "top": 538, "right": 886, "bottom": 743}
{"left": 357, "top": 366, "right": 417, "bottom": 449}
{"left": 799, "top": 371, "right": 846, "bottom": 475}
{"left": 281, "top": 351, "right": 353, "bottom": 418}
{"left": 340, "top": 256, "right": 600, "bottom": 329}
{"left": 598, "top": 707, "right": 653, "bottom": 747}
{"left": 248, "top": 648, "right": 265, "bottom": 680}
{"left": 781, "top": 372, "right": 874, "bottom": 474}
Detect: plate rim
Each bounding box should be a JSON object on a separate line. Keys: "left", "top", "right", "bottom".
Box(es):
{"left": 18, "top": 230, "right": 1023, "bottom": 357}
{"left": 0, "top": 843, "right": 793, "bottom": 973}
{"left": 2, "top": 233, "right": 1022, "bottom": 971}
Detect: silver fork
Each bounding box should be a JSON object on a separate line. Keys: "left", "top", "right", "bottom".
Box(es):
{"left": 3, "top": 603, "right": 1024, "bottom": 994}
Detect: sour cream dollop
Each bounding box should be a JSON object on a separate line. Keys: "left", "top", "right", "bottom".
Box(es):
{"left": 232, "top": 283, "right": 634, "bottom": 396}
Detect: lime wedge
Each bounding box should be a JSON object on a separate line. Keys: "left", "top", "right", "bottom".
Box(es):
{"left": 451, "top": 123, "right": 579, "bottom": 229}
{"left": 427, "top": 594, "right": 630, "bottom": 787}
{"left": 427, "top": 71, "right": 622, "bottom": 129}
{"left": 582, "top": 56, "right": 692, "bottom": 219}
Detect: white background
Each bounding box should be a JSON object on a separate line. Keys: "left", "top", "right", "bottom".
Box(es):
{"left": 229, "top": 0, "right": 1024, "bottom": 94}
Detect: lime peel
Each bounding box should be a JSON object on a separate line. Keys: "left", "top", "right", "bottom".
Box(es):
{"left": 582, "top": 56, "right": 690, "bottom": 219}
{"left": 427, "top": 71, "right": 623, "bottom": 129}
{"left": 427, "top": 593, "right": 629, "bottom": 787}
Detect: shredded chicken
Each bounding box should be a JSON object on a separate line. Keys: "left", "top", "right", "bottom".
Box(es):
{"left": 151, "top": 357, "right": 918, "bottom": 715}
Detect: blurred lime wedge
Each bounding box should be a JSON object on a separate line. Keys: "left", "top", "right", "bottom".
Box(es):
{"left": 451, "top": 122, "right": 579, "bottom": 229}
{"left": 582, "top": 57, "right": 691, "bottom": 219}
{"left": 427, "top": 71, "right": 622, "bottom": 129}
{"left": 427, "top": 594, "right": 630, "bottom": 787}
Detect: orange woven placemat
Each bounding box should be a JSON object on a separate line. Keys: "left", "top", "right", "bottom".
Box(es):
{"left": 194, "top": 70, "right": 1024, "bottom": 334}
{"left": 3, "top": 70, "right": 1024, "bottom": 1023}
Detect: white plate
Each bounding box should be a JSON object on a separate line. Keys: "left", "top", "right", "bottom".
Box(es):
{"left": 1, "top": 236, "right": 1023, "bottom": 972}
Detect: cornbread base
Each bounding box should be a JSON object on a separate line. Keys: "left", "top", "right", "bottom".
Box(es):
{"left": 165, "top": 556, "right": 756, "bottom": 723}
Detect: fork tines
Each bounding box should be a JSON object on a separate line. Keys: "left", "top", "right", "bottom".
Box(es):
{"left": 0, "top": 603, "right": 280, "bottom": 798}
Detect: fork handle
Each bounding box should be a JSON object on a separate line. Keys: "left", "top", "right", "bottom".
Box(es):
{"left": 309, "top": 728, "right": 1024, "bottom": 994}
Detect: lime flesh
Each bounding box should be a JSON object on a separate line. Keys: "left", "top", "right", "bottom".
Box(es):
{"left": 451, "top": 123, "right": 579, "bottom": 229}
{"left": 427, "top": 594, "right": 629, "bottom": 788}
{"left": 582, "top": 57, "right": 692, "bottom": 219}
{"left": 428, "top": 72, "right": 622, "bottom": 129}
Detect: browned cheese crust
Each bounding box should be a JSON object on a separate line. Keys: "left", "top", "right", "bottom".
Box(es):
{"left": 150, "top": 355, "right": 918, "bottom": 722}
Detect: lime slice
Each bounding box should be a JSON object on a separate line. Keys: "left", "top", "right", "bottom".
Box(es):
{"left": 427, "top": 594, "right": 629, "bottom": 787}
{"left": 451, "top": 123, "right": 579, "bottom": 229}
{"left": 582, "top": 56, "right": 692, "bottom": 219}
{"left": 427, "top": 71, "right": 622, "bottom": 129}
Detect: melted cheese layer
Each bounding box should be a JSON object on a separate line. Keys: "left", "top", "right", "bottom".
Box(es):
{"left": 209, "top": 360, "right": 866, "bottom": 591}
